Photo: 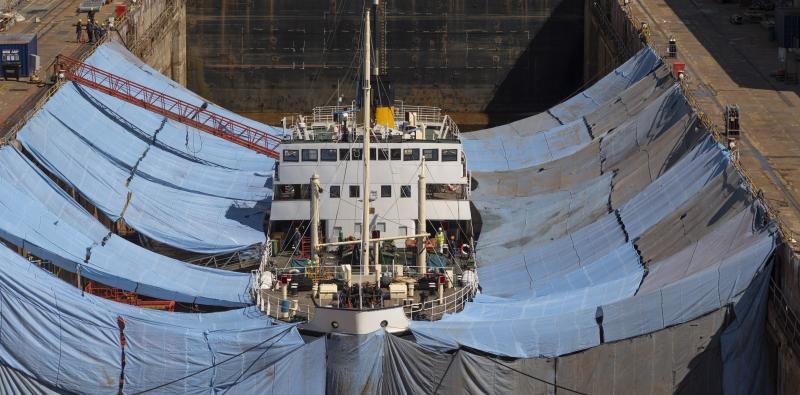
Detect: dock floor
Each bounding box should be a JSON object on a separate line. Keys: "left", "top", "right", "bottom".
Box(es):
{"left": 0, "top": 0, "right": 113, "bottom": 135}
{"left": 629, "top": 0, "right": 800, "bottom": 246}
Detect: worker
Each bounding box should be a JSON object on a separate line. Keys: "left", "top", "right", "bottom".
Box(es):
{"left": 448, "top": 235, "right": 457, "bottom": 257}
{"left": 87, "top": 21, "right": 95, "bottom": 43}
{"left": 88, "top": 10, "right": 96, "bottom": 24}
{"left": 96, "top": 22, "right": 107, "bottom": 41}
{"left": 75, "top": 19, "right": 83, "bottom": 43}
{"left": 292, "top": 227, "right": 302, "bottom": 250}
{"left": 435, "top": 227, "right": 445, "bottom": 254}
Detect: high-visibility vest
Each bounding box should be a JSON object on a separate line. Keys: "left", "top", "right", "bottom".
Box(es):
{"left": 436, "top": 231, "right": 445, "bottom": 245}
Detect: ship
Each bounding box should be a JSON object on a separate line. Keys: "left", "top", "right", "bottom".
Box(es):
{"left": 0, "top": 0, "right": 780, "bottom": 392}
{"left": 256, "top": 6, "right": 477, "bottom": 335}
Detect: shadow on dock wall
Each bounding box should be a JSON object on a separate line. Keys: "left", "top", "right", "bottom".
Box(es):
{"left": 185, "top": 0, "right": 585, "bottom": 127}
{"left": 484, "top": 0, "right": 586, "bottom": 127}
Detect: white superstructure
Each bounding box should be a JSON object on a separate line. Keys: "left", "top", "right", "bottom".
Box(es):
{"left": 270, "top": 107, "right": 471, "bottom": 246}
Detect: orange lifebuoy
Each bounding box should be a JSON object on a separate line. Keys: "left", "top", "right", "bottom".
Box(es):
{"left": 460, "top": 244, "right": 471, "bottom": 256}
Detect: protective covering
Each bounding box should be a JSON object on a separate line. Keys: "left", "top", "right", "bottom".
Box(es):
{"left": 0, "top": 42, "right": 778, "bottom": 394}
{"left": 0, "top": 242, "right": 325, "bottom": 393}
{"left": 85, "top": 42, "right": 280, "bottom": 172}
{"left": 411, "top": 47, "right": 777, "bottom": 360}
{"left": 16, "top": 43, "right": 276, "bottom": 253}
{"left": 0, "top": 146, "right": 253, "bottom": 306}
{"left": 463, "top": 46, "right": 660, "bottom": 141}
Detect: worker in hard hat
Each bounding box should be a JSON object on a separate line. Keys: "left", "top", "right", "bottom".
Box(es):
{"left": 448, "top": 235, "right": 457, "bottom": 258}
{"left": 435, "top": 227, "right": 445, "bottom": 254}
{"left": 75, "top": 19, "right": 83, "bottom": 43}
{"left": 86, "top": 20, "right": 95, "bottom": 43}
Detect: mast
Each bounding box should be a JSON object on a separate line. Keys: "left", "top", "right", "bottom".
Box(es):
{"left": 417, "top": 159, "right": 427, "bottom": 273}
{"left": 360, "top": 8, "right": 372, "bottom": 294}
{"left": 310, "top": 173, "right": 320, "bottom": 268}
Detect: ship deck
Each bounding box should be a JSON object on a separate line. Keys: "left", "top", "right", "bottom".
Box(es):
{"left": 260, "top": 248, "right": 476, "bottom": 325}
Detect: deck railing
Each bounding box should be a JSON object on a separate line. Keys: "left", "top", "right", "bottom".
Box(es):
{"left": 252, "top": 264, "right": 478, "bottom": 325}
{"left": 403, "top": 281, "right": 477, "bottom": 321}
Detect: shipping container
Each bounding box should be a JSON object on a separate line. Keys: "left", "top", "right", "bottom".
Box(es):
{"left": 0, "top": 33, "right": 37, "bottom": 78}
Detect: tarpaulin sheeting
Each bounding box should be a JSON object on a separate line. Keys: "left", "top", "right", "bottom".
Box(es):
{"left": 16, "top": 42, "right": 276, "bottom": 253}
{"left": 85, "top": 42, "right": 280, "bottom": 173}
{"left": 0, "top": 146, "right": 253, "bottom": 307}
{"left": 0, "top": 40, "right": 779, "bottom": 394}
{"left": 411, "top": 45, "right": 777, "bottom": 359}
{"left": 414, "top": 134, "right": 775, "bottom": 358}
{"left": 0, "top": 242, "right": 316, "bottom": 394}
{"left": 464, "top": 46, "right": 660, "bottom": 141}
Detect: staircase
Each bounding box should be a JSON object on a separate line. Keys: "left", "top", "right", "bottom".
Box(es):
{"left": 300, "top": 235, "right": 312, "bottom": 259}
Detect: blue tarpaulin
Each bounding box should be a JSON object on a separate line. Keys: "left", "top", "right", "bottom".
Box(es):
{"left": 0, "top": 146, "right": 254, "bottom": 307}
{"left": 411, "top": 47, "right": 776, "bottom": 361}
{"left": 0, "top": 41, "right": 779, "bottom": 394}
{"left": 0, "top": 242, "right": 323, "bottom": 394}
{"left": 16, "top": 43, "right": 277, "bottom": 254}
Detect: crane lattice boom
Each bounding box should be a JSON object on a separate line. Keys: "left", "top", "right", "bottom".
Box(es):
{"left": 53, "top": 54, "right": 281, "bottom": 159}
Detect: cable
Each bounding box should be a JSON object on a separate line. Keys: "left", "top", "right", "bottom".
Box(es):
{"left": 486, "top": 356, "right": 589, "bottom": 395}
{"left": 132, "top": 327, "right": 294, "bottom": 394}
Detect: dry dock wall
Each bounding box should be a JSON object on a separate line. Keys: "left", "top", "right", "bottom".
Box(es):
{"left": 186, "top": 0, "right": 586, "bottom": 128}
{"left": 584, "top": 0, "right": 644, "bottom": 83}
{"left": 118, "top": 0, "right": 187, "bottom": 85}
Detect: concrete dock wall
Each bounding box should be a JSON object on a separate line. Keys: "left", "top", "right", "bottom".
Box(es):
{"left": 186, "top": 0, "right": 586, "bottom": 128}
{"left": 117, "top": 0, "right": 187, "bottom": 85}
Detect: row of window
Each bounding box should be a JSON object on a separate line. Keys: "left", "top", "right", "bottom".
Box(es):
{"left": 274, "top": 183, "right": 466, "bottom": 201}
{"left": 283, "top": 148, "right": 458, "bottom": 163}
{"left": 329, "top": 185, "right": 413, "bottom": 199}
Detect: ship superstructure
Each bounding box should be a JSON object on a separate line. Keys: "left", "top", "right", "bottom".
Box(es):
{"left": 270, "top": 105, "right": 470, "bottom": 249}
{"left": 257, "top": 5, "right": 477, "bottom": 335}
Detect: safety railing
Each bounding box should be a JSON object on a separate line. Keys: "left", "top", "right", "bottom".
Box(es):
{"left": 438, "top": 113, "right": 461, "bottom": 138}
{"left": 769, "top": 277, "right": 800, "bottom": 357}
{"left": 311, "top": 105, "right": 353, "bottom": 124}
{"left": 393, "top": 101, "right": 442, "bottom": 124}
{"left": 403, "top": 281, "right": 477, "bottom": 321}
{"left": 251, "top": 262, "right": 477, "bottom": 323}
{"left": 256, "top": 288, "right": 316, "bottom": 322}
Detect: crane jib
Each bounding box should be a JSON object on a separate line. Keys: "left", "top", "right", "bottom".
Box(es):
{"left": 53, "top": 54, "right": 281, "bottom": 159}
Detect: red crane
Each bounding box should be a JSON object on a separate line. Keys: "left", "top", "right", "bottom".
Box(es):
{"left": 52, "top": 54, "right": 281, "bottom": 159}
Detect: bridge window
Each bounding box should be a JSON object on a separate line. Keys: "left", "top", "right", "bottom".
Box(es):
{"left": 403, "top": 148, "right": 420, "bottom": 161}
{"left": 369, "top": 148, "right": 377, "bottom": 160}
{"left": 442, "top": 149, "right": 458, "bottom": 162}
{"left": 283, "top": 149, "right": 299, "bottom": 162}
{"left": 302, "top": 149, "right": 318, "bottom": 161}
{"left": 352, "top": 148, "right": 363, "bottom": 160}
{"left": 426, "top": 184, "right": 467, "bottom": 200}
{"left": 378, "top": 148, "right": 390, "bottom": 160}
{"left": 339, "top": 148, "right": 351, "bottom": 161}
{"left": 423, "top": 149, "right": 439, "bottom": 161}
{"left": 400, "top": 185, "right": 412, "bottom": 198}
{"left": 330, "top": 185, "right": 341, "bottom": 198}
{"left": 349, "top": 185, "right": 360, "bottom": 198}
{"left": 321, "top": 149, "right": 338, "bottom": 161}
{"left": 391, "top": 148, "right": 401, "bottom": 160}
{"left": 274, "top": 184, "right": 310, "bottom": 200}
{"left": 381, "top": 185, "right": 392, "bottom": 198}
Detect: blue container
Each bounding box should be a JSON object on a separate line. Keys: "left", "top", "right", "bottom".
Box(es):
{"left": 0, "top": 33, "right": 38, "bottom": 77}
{"left": 280, "top": 299, "right": 290, "bottom": 313}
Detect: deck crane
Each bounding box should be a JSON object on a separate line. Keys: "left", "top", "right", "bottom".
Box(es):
{"left": 52, "top": 54, "right": 282, "bottom": 159}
